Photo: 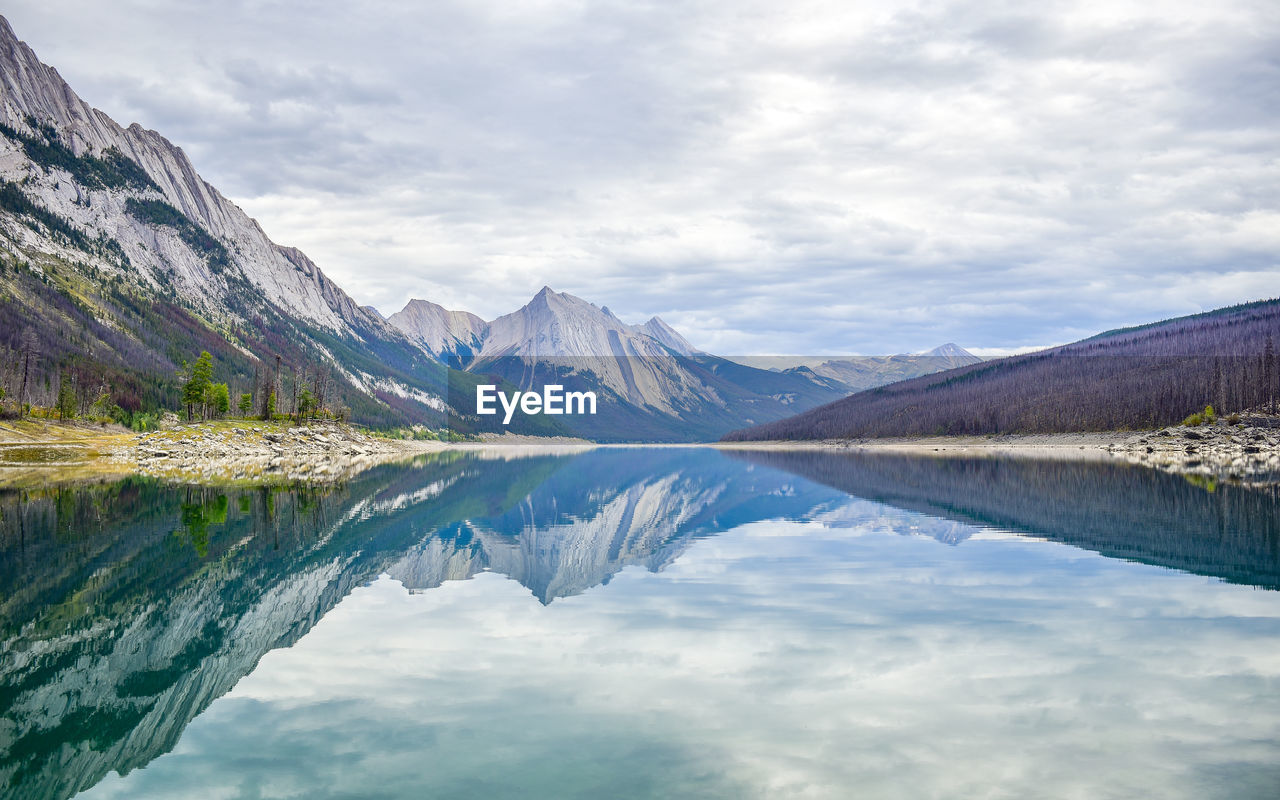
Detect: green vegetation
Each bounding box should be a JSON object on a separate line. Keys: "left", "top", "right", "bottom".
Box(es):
{"left": 178, "top": 351, "right": 230, "bottom": 420}
{"left": 56, "top": 373, "right": 75, "bottom": 422}
{"left": 182, "top": 351, "right": 213, "bottom": 420}
{"left": 0, "top": 180, "right": 129, "bottom": 265}
{"left": 0, "top": 117, "right": 159, "bottom": 192}
{"left": 128, "top": 412, "right": 159, "bottom": 432}
{"left": 210, "top": 382, "right": 230, "bottom": 416}
{"left": 124, "top": 197, "right": 231, "bottom": 273}
{"left": 1183, "top": 404, "right": 1217, "bottom": 427}
{"left": 296, "top": 387, "right": 317, "bottom": 418}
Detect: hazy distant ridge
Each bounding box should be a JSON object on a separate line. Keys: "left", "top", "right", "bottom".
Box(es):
{"left": 725, "top": 299, "right": 1280, "bottom": 440}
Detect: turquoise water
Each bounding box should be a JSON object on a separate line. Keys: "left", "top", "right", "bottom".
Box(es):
{"left": 2, "top": 449, "right": 1279, "bottom": 798}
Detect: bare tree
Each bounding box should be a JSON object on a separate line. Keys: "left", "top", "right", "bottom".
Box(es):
{"left": 1265, "top": 335, "right": 1275, "bottom": 413}
{"left": 18, "top": 326, "right": 38, "bottom": 414}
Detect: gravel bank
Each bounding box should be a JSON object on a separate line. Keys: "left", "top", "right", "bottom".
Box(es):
{"left": 1107, "top": 414, "right": 1280, "bottom": 482}
{"left": 111, "top": 422, "right": 442, "bottom": 483}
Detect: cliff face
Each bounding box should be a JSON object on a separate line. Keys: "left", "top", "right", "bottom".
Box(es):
{"left": 0, "top": 15, "right": 364, "bottom": 331}
{"left": 0, "top": 15, "right": 464, "bottom": 427}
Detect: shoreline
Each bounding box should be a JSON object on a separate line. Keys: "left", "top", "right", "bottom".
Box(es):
{"left": 4, "top": 420, "right": 1277, "bottom": 488}
{"left": 0, "top": 419, "right": 448, "bottom": 489}
{"left": 714, "top": 431, "right": 1127, "bottom": 459}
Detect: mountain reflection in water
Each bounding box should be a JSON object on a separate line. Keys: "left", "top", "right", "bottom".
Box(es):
{"left": 1, "top": 448, "right": 1278, "bottom": 799}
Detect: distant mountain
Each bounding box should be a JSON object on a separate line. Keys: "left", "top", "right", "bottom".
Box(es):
{"left": 791, "top": 345, "right": 981, "bottom": 392}
{"left": 724, "top": 299, "right": 1280, "bottom": 441}
{"left": 386, "top": 288, "right": 699, "bottom": 370}
{"left": 0, "top": 17, "right": 720, "bottom": 440}
{"left": 921, "top": 342, "right": 976, "bottom": 360}
{"left": 386, "top": 298, "right": 487, "bottom": 364}
{"left": 637, "top": 315, "right": 699, "bottom": 356}
{"left": 729, "top": 344, "right": 982, "bottom": 394}
{"left": 389, "top": 287, "right": 852, "bottom": 441}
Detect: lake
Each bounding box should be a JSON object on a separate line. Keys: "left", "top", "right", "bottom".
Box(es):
{"left": 2, "top": 448, "right": 1279, "bottom": 799}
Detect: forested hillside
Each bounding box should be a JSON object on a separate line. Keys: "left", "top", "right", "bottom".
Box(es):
{"left": 724, "top": 299, "right": 1280, "bottom": 441}
{"left": 0, "top": 16, "right": 571, "bottom": 435}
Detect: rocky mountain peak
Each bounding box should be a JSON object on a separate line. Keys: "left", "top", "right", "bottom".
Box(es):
{"left": 386, "top": 298, "right": 487, "bottom": 362}
{"left": 641, "top": 316, "right": 698, "bottom": 356}
{"left": 922, "top": 343, "right": 975, "bottom": 359}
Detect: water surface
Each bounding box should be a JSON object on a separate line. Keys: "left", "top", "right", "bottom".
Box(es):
{"left": 2, "top": 449, "right": 1278, "bottom": 798}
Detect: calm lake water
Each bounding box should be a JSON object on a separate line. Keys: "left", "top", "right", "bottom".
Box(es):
{"left": 2, "top": 448, "right": 1279, "bottom": 799}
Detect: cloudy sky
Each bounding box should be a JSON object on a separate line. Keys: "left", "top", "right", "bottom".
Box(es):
{"left": 5, "top": 0, "right": 1278, "bottom": 354}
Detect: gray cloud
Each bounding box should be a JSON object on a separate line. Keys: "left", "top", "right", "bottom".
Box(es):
{"left": 5, "top": 0, "right": 1278, "bottom": 354}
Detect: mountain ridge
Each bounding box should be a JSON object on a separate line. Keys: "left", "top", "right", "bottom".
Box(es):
{"left": 724, "top": 299, "right": 1280, "bottom": 441}
{"left": 0, "top": 14, "right": 535, "bottom": 430}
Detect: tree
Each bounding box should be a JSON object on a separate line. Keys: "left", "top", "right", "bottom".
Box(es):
{"left": 297, "top": 387, "right": 316, "bottom": 420}
{"left": 56, "top": 370, "right": 76, "bottom": 422}
{"left": 183, "top": 351, "right": 213, "bottom": 420}
{"left": 18, "top": 326, "right": 38, "bottom": 415}
{"left": 238, "top": 392, "right": 253, "bottom": 415}
{"left": 208, "top": 383, "right": 230, "bottom": 417}
{"left": 259, "top": 356, "right": 280, "bottom": 419}
{"left": 1265, "top": 335, "right": 1275, "bottom": 413}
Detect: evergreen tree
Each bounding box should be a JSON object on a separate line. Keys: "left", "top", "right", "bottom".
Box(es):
{"left": 238, "top": 392, "right": 253, "bottom": 415}
{"left": 209, "top": 383, "right": 230, "bottom": 417}
{"left": 183, "top": 351, "right": 214, "bottom": 420}
{"left": 297, "top": 387, "right": 316, "bottom": 419}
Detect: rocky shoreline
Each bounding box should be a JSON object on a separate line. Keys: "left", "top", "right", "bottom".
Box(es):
{"left": 7, "top": 416, "right": 1280, "bottom": 488}
{"left": 1106, "top": 414, "right": 1280, "bottom": 483}
{"left": 110, "top": 421, "right": 440, "bottom": 483}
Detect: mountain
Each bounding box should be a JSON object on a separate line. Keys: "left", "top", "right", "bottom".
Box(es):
{"left": 637, "top": 315, "right": 698, "bottom": 356}
{"left": 724, "top": 299, "right": 1280, "bottom": 441}
{"left": 386, "top": 290, "right": 699, "bottom": 371}
{"left": 727, "top": 344, "right": 983, "bottom": 394}
{"left": 385, "top": 298, "right": 486, "bottom": 364}
{"left": 922, "top": 342, "right": 976, "bottom": 360}
{"left": 791, "top": 344, "right": 981, "bottom": 392}
{"left": 0, "top": 16, "right": 539, "bottom": 430}
{"left": 389, "top": 286, "right": 852, "bottom": 441}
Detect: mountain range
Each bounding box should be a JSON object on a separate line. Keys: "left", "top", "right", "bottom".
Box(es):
{"left": 725, "top": 298, "right": 1280, "bottom": 441}
{"left": 0, "top": 14, "right": 972, "bottom": 442}
{"left": 728, "top": 343, "right": 982, "bottom": 393}
{"left": 387, "top": 286, "right": 965, "bottom": 440}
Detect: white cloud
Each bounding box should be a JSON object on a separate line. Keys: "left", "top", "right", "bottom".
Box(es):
{"left": 5, "top": 0, "right": 1278, "bottom": 354}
